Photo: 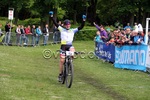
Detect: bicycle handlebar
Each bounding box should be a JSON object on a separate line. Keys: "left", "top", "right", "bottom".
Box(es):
{"left": 56, "top": 50, "right": 84, "bottom": 55}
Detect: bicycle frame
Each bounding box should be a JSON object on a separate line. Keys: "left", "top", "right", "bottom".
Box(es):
{"left": 61, "top": 51, "right": 74, "bottom": 88}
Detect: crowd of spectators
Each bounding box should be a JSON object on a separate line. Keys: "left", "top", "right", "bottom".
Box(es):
{"left": 0, "top": 21, "right": 150, "bottom": 47}
{"left": 0, "top": 22, "right": 61, "bottom": 47}
{"left": 94, "top": 22, "right": 150, "bottom": 49}
{"left": 14, "top": 24, "right": 50, "bottom": 47}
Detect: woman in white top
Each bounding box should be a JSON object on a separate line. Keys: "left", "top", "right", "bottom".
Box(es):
{"left": 50, "top": 11, "right": 86, "bottom": 82}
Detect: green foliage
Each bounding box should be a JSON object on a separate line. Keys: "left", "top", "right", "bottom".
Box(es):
{"left": 0, "top": 17, "right": 8, "bottom": 21}
{"left": 74, "top": 30, "right": 97, "bottom": 41}
{"left": 0, "top": 17, "right": 7, "bottom": 30}
{"left": 105, "top": 25, "right": 116, "bottom": 31}
{"left": 0, "top": 17, "right": 16, "bottom": 31}
{"left": 57, "top": 7, "right": 66, "bottom": 20}
{"left": 17, "top": 18, "right": 41, "bottom": 26}
{"left": 1, "top": 0, "right": 150, "bottom": 27}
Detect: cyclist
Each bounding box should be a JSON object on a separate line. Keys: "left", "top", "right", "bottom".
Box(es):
{"left": 49, "top": 11, "right": 86, "bottom": 82}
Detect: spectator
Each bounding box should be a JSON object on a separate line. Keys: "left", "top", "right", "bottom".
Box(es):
{"left": 106, "top": 28, "right": 111, "bottom": 42}
{"left": 16, "top": 25, "right": 21, "bottom": 46}
{"left": 36, "top": 26, "right": 42, "bottom": 46}
{"left": 124, "top": 23, "right": 132, "bottom": 31}
{"left": 20, "top": 25, "right": 26, "bottom": 46}
{"left": 53, "top": 21, "right": 61, "bottom": 43}
{"left": 138, "top": 23, "right": 143, "bottom": 34}
{"left": 25, "top": 25, "right": 32, "bottom": 45}
{"left": 0, "top": 24, "right": 3, "bottom": 36}
{"left": 31, "top": 25, "right": 36, "bottom": 47}
{"left": 133, "top": 30, "right": 144, "bottom": 45}
{"left": 133, "top": 31, "right": 140, "bottom": 45}
{"left": 114, "top": 20, "right": 120, "bottom": 28}
{"left": 93, "top": 22, "right": 108, "bottom": 42}
{"left": 128, "top": 31, "right": 135, "bottom": 45}
{"left": 43, "top": 24, "right": 49, "bottom": 46}
{"left": 94, "top": 31, "right": 103, "bottom": 50}
{"left": 106, "top": 32, "right": 115, "bottom": 45}
{"left": 124, "top": 28, "right": 131, "bottom": 44}
{"left": 115, "top": 31, "right": 125, "bottom": 46}
{"left": 133, "top": 22, "right": 138, "bottom": 32}
{"left": 4, "top": 22, "right": 12, "bottom": 45}
{"left": 0, "top": 24, "right": 4, "bottom": 43}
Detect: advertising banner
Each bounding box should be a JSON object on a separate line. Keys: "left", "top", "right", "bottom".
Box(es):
{"left": 95, "top": 42, "right": 115, "bottom": 62}
{"left": 146, "top": 46, "right": 150, "bottom": 72}
{"left": 114, "top": 45, "right": 147, "bottom": 72}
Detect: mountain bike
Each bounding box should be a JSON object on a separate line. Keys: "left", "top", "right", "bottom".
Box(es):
{"left": 61, "top": 50, "right": 75, "bottom": 88}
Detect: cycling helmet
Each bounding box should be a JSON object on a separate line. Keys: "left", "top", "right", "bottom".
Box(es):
{"left": 63, "top": 19, "right": 71, "bottom": 25}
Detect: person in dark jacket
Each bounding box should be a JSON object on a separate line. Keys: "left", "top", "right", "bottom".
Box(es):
{"left": 20, "top": 25, "right": 26, "bottom": 46}
{"left": 31, "top": 25, "right": 36, "bottom": 46}
{"left": 4, "top": 22, "right": 12, "bottom": 45}
{"left": 43, "top": 24, "right": 49, "bottom": 46}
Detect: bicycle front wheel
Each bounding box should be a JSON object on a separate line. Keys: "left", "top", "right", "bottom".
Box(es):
{"left": 65, "top": 60, "right": 74, "bottom": 88}
{"left": 61, "top": 64, "right": 66, "bottom": 84}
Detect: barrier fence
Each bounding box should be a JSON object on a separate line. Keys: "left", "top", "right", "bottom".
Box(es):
{"left": 0, "top": 31, "right": 61, "bottom": 46}
{"left": 95, "top": 42, "right": 150, "bottom": 72}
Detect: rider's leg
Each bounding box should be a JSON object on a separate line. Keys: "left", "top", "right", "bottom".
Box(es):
{"left": 58, "top": 45, "right": 75, "bottom": 82}
{"left": 59, "top": 54, "right": 65, "bottom": 75}
{"left": 59, "top": 46, "right": 75, "bottom": 74}
{"left": 58, "top": 54, "right": 65, "bottom": 82}
{"left": 59, "top": 48, "right": 75, "bottom": 73}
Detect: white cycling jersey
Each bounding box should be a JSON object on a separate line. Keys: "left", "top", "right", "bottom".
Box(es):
{"left": 58, "top": 26, "right": 78, "bottom": 45}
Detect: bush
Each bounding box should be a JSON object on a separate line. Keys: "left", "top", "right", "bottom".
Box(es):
{"left": 17, "top": 18, "right": 41, "bottom": 26}
{"left": 74, "top": 29, "right": 97, "bottom": 41}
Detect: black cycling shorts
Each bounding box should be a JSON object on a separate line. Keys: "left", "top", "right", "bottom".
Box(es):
{"left": 60, "top": 45, "right": 74, "bottom": 56}
{"left": 60, "top": 45, "right": 73, "bottom": 51}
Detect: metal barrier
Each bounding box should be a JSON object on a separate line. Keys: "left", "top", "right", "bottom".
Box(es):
{"left": 0, "top": 31, "right": 61, "bottom": 46}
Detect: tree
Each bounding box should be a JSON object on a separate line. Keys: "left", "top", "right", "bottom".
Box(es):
{"left": 87, "top": 0, "right": 98, "bottom": 25}
{"left": 0, "top": 0, "right": 34, "bottom": 24}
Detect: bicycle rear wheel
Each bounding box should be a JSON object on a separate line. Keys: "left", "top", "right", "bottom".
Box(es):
{"left": 65, "top": 60, "right": 73, "bottom": 88}
{"left": 61, "top": 64, "right": 66, "bottom": 84}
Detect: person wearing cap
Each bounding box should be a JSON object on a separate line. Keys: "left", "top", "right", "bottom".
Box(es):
{"left": 49, "top": 11, "right": 86, "bottom": 82}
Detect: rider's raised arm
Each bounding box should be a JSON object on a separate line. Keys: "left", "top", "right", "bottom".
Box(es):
{"left": 49, "top": 11, "right": 59, "bottom": 28}
{"left": 78, "top": 15, "right": 86, "bottom": 30}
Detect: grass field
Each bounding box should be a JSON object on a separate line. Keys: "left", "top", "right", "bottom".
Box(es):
{"left": 0, "top": 41, "right": 150, "bottom": 100}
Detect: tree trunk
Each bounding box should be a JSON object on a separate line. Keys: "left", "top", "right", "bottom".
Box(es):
{"left": 88, "top": 0, "right": 97, "bottom": 25}
{"left": 138, "top": 1, "right": 142, "bottom": 23}
{"left": 14, "top": 10, "right": 18, "bottom": 25}
{"left": 73, "top": 11, "right": 77, "bottom": 25}
{"left": 142, "top": 12, "right": 146, "bottom": 28}
{"left": 73, "top": 1, "right": 77, "bottom": 25}
{"left": 129, "top": 13, "right": 134, "bottom": 27}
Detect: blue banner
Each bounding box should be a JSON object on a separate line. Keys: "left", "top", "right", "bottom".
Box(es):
{"left": 114, "top": 45, "right": 147, "bottom": 72}
{"left": 95, "top": 42, "right": 115, "bottom": 62}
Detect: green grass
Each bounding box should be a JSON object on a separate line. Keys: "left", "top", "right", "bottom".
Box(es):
{"left": 0, "top": 41, "right": 150, "bottom": 100}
